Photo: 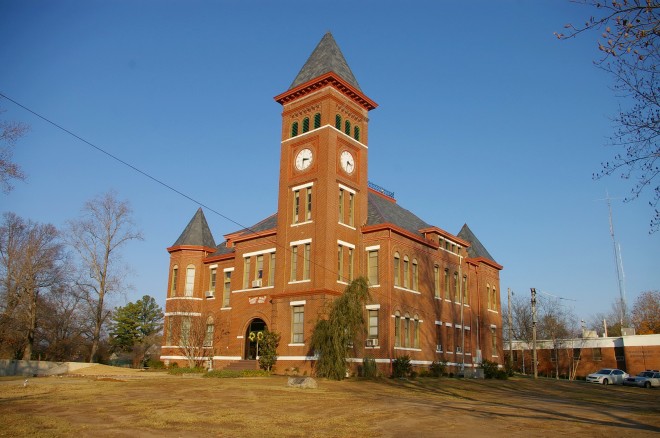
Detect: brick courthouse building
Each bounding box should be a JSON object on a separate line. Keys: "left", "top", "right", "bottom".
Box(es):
{"left": 160, "top": 33, "right": 504, "bottom": 374}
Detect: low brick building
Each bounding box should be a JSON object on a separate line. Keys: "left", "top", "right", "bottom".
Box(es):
{"left": 160, "top": 33, "right": 503, "bottom": 375}
{"left": 509, "top": 334, "right": 660, "bottom": 378}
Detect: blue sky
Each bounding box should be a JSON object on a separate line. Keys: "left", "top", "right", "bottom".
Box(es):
{"left": 1, "top": 0, "right": 658, "bottom": 322}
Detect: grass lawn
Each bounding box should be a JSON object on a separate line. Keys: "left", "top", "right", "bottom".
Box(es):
{"left": 0, "top": 367, "right": 658, "bottom": 437}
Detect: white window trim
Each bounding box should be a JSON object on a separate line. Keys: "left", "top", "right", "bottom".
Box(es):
{"left": 338, "top": 183, "right": 356, "bottom": 194}
{"left": 365, "top": 304, "right": 381, "bottom": 310}
{"left": 394, "top": 285, "right": 421, "bottom": 295}
{"left": 243, "top": 248, "right": 276, "bottom": 258}
{"left": 290, "top": 300, "right": 307, "bottom": 306}
{"left": 435, "top": 320, "right": 442, "bottom": 326}
{"left": 291, "top": 181, "right": 314, "bottom": 192}
{"left": 165, "top": 312, "right": 202, "bottom": 317}
{"left": 288, "top": 343, "right": 306, "bottom": 347}
{"left": 288, "top": 279, "right": 311, "bottom": 285}
{"left": 365, "top": 245, "right": 380, "bottom": 251}
{"left": 291, "top": 220, "right": 312, "bottom": 227}
{"left": 223, "top": 267, "right": 235, "bottom": 272}
{"left": 290, "top": 238, "right": 312, "bottom": 246}
{"left": 337, "top": 239, "right": 355, "bottom": 249}
{"left": 209, "top": 264, "right": 218, "bottom": 269}
{"left": 339, "top": 222, "right": 357, "bottom": 230}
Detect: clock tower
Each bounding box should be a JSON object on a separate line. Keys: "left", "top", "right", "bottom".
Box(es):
{"left": 272, "top": 32, "right": 377, "bottom": 300}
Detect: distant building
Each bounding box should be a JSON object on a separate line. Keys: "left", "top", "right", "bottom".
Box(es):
{"left": 509, "top": 334, "right": 660, "bottom": 378}
{"left": 160, "top": 33, "right": 503, "bottom": 375}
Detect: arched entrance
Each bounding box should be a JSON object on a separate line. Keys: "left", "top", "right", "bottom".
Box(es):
{"left": 244, "top": 318, "right": 267, "bottom": 360}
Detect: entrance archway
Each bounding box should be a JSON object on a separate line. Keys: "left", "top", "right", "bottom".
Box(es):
{"left": 244, "top": 318, "right": 267, "bottom": 360}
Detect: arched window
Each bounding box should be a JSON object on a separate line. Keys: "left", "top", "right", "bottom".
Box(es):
{"left": 344, "top": 120, "right": 351, "bottom": 135}
{"left": 204, "top": 316, "right": 214, "bottom": 347}
{"left": 314, "top": 113, "right": 321, "bottom": 129}
{"left": 394, "top": 311, "right": 401, "bottom": 347}
{"left": 404, "top": 313, "right": 411, "bottom": 348}
{"left": 302, "top": 117, "right": 310, "bottom": 133}
{"left": 412, "top": 259, "right": 418, "bottom": 291}
{"left": 403, "top": 256, "right": 409, "bottom": 289}
{"left": 393, "top": 252, "right": 400, "bottom": 286}
{"left": 291, "top": 121, "right": 299, "bottom": 137}
{"left": 185, "top": 265, "right": 195, "bottom": 297}
{"left": 335, "top": 114, "right": 342, "bottom": 130}
{"left": 354, "top": 126, "right": 360, "bottom": 141}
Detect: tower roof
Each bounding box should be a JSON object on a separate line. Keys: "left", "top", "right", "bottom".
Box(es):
{"left": 289, "top": 32, "right": 361, "bottom": 91}
{"left": 172, "top": 208, "right": 216, "bottom": 248}
{"left": 457, "top": 223, "right": 498, "bottom": 264}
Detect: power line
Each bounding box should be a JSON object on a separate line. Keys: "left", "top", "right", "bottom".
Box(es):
{"left": 0, "top": 92, "right": 340, "bottom": 280}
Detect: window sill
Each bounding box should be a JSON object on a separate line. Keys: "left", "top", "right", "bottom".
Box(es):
{"left": 393, "top": 347, "right": 422, "bottom": 352}
{"left": 394, "top": 286, "right": 421, "bottom": 295}
{"left": 288, "top": 343, "right": 305, "bottom": 347}
{"left": 221, "top": 307, "right": 232, "bottom": 311}
{"left": 338, "top": 222, "right": 356, "bottom": 230}
{"left": 288, "top": 279, "right": 311, "bottom": 285}
{"left": 233, "top": 285, "right": 275, "bottom": 293}
{"left": 166, "top": 296, "right": 203, "bottom": 301}
{"left": 291, "top": 220, "right": 312, "bottom": 227}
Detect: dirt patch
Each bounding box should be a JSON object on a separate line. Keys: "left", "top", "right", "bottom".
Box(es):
{"left": 0, "top": 375, "right": 658, "bottom": 437}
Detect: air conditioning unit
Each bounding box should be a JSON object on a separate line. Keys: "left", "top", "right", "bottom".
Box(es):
{"left": 205, "top": 290, "right": 214, "bottom": 298}
{"left": 456, "top": 346, "right": 462, "bottom": 354}
{"left": 366, "top": 338, "right": 379, "bottom": 347}
{"left": 436, "top": 344, "right": 442, "bottom": 352}
{"left": 252, "top": 279, "right": 262, "bottom": 288}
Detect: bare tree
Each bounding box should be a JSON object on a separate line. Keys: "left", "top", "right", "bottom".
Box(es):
{"left": 0, "top": 108, "right": 28, "bottom": 193}
{"left": 67, "top": 192, "right": 143, "bottom": 362}
{"left": 0, "top": 212, "right": 66, "bottom": 359}
{"left": 166, "top": 304, "right": 216, "bottom": 368}
{"left": 556, "top": 1, "right": 660, "bottom": 232}
{"left": 36, "top": 283, "right": 87, "bottom": 361}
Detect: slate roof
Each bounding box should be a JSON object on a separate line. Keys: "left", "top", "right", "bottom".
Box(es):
{"left": 367, "top": 192, "right": 431, "bottom": 237}
{"left": 289, "top": 32, "right": 361, "bottom": 91}
{"left": 172, "top": 208, "right": 216, "bottom": 248}
{"left": 457, "top": 224, "right": 497, "bottom": 264}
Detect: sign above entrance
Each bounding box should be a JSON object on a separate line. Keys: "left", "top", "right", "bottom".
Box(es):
{"left": 249, "top": 296, "right": 267, "bottom": 304}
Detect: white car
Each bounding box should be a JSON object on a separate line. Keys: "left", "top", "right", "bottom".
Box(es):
{"left": 586, "top": 368, "right": 629, "bottom": 385}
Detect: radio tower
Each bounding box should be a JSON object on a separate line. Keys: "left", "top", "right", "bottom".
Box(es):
{"left": 605, "top": 192, "right": 627, "bottom": 327}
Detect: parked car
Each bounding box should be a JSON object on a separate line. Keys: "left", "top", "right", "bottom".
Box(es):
{"left": 586, "top": 368, "right": 629, "bottom": 385}
{"left": 623, "top": 370, "right": 660, "bottom": 388}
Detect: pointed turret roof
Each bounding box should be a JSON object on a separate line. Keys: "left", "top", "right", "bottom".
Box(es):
{"left": 289, "top": 32, "right": 361, "bottom": 91}
{"left": 457, "top": 224, "right": 498, "bottom": 264}
{"left": 172, "top": 208, "right": 216, "bottom": 248}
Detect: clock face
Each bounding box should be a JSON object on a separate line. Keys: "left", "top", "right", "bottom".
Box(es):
{"left": 340, "top": 150, "right": 355, "bottom": 174}
{"left": 295, "top": 148, "right": 313, "bottom": 171}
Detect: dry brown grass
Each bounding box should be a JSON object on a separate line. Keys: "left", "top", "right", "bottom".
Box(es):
{"left": 0, "top": 369, "right": 659, "bottom": 437}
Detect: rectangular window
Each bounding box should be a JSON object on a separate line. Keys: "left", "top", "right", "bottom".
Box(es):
{"left": 435, "top": 323, "right": 442, "bottom": 351}
{"left": 256, "top": 255, "right": 264, "bottom": 280}
{"left": 170, "top": 267, "right": 178, "bottom": 297}
{"left": 292, "top": 305, "right": 304, "bottom": 343}
{"left": 348, "top": 248, "right": 354, "bottom": 281}
{"left": 306, "top": 187, "right": 312, "bottom": 221}
{"left": 348, "top": 192, "right": 354, "bottom": 226}
{"left": 290, "top": 246, "right": 298, "bottom": 282}
{"left": 210, "top": 267, "right": 217, "bottom": 290}
{"left": 204, "top": 321, "right": 214, "bottom": 347}
{"left": 223, "top": 271, "right": 231, "bottom": 307}
{"left": 293, "top": 189, "right": 300, "bottom": 223}
{"left": 492, "top": 288, "right": 497, "bottom": 311}
{"left": 444, "top": 269, "right": 449, "bottom": 299}
{"left": 593, "top": 347, "right": 602, "bottom": 361}
{"left": 487, "top": 286, "right": 491, "bottom": 309}
{"left": 166, "top": 320, "right": 172, "bottom": 345}
{"left": 303, "top": 243, "right": 311, "bottom": 280}
{"left": 573, "top": 348, "right": 581, "bottom": 360}
{"left": 414, "top": 318, "right": 420, "bottom": 349}
{"left": 268, "top": 253, "right": 276, "bottom": 287}
{"left": 368, "top": 249, "right": 379, "bottom": 285}
{"left": 368, "top": 309, "right": 378, "bottom": 339}
{"left": 434, "top": 266, "right": 440, "bottom": 298}
{"left": 185, "top": 267, "right": 195, "bottom": 297}
{"left": 491, "top": 327, "right": 497, "bottom": 353}
{"left": 454, "top": 272, "right": 459, "bottom": 302}
{"left": 462, "top": 276, "right": 468, "bottom": 305}
{"left": 337, "top": 245, "right": 344, "bottom": 281}
{"left": 181, "top": 317, "right": 191, "bottom": 345}
{"left": 338, "top": 189, "right": 344, "bottom": 223}
{"left": 243, "top": 257, "right": 251, "bottom": 289}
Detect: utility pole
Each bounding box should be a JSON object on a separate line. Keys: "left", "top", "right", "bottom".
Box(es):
{"left": 508, "top": 288, "right": 513, "bottom": 372}
{"left": 531, "top": 288, "right": 538, "bottom": 379}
